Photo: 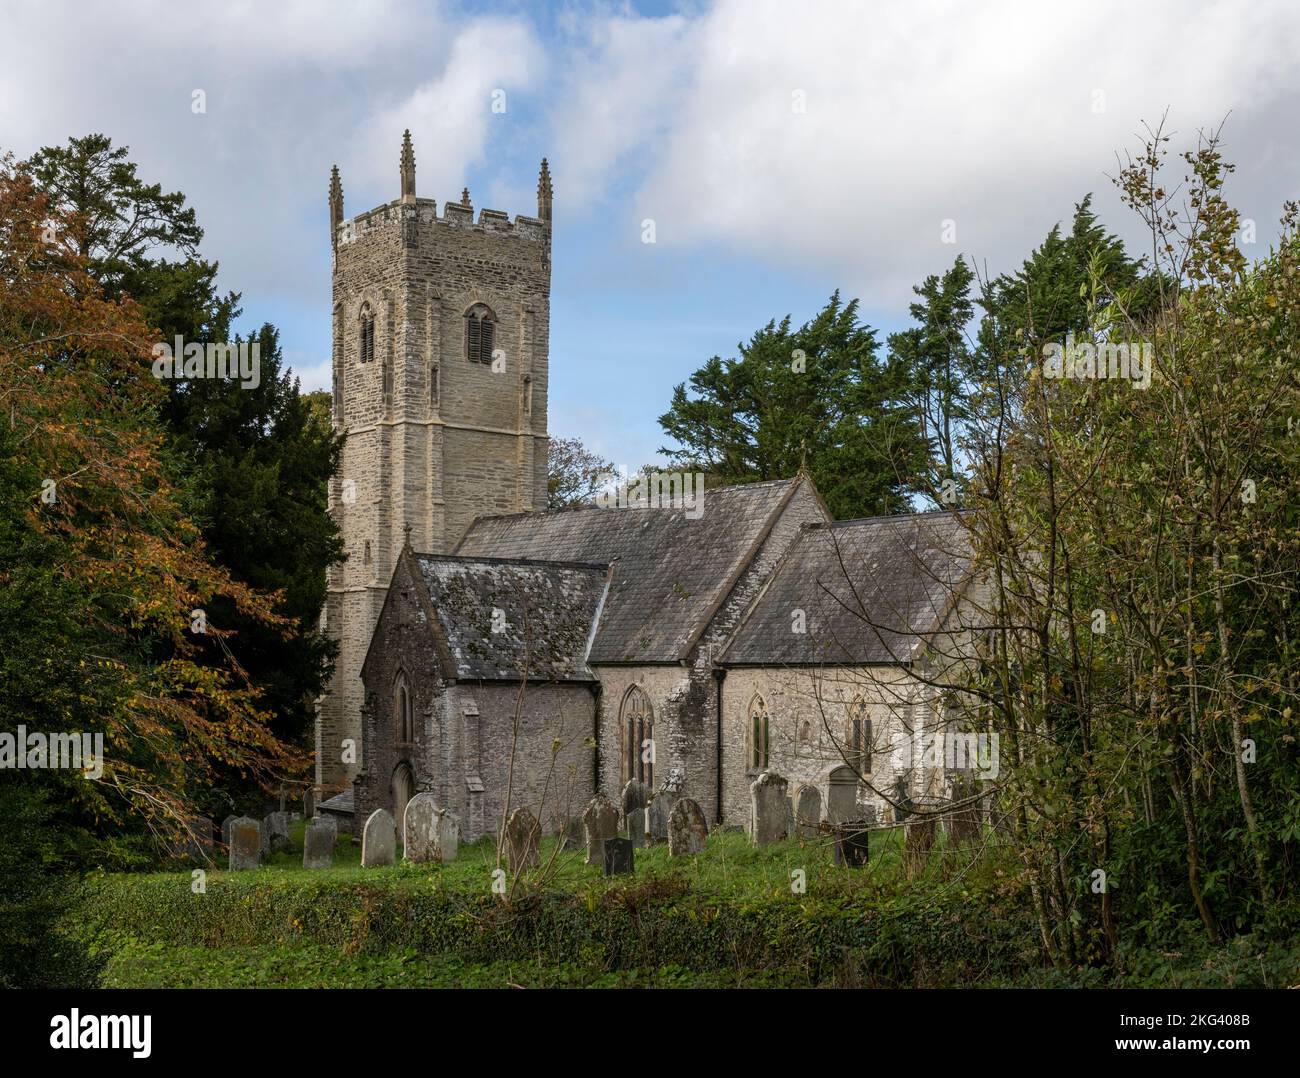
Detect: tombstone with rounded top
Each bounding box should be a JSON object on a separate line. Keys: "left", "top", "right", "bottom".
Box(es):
{"left": 361, "top": 808, "right": 396, "bottom": 867}
{"left": 668, "top": 797, "right": 708, "bottom": 856}
{"left": 795, "top": 785, "right": 822, "bottom": 839}
{"left": 403, "top": 792, "right": 441, "bottom": 863}
{"left": 620, "top": 779, "right": 647, "bottom": 825}
{"left": 648, "top": 785, "right": 680, "bottom": 844}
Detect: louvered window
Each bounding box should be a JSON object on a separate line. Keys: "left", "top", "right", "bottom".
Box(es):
{"left": 359, "top": 305, "right": 375, "bottom": 363}
{"left": 465, "top": 303, "right": 496, "bottom": 364}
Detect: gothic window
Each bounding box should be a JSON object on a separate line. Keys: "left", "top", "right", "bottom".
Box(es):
{"left": 396, "top": 680, "right": 414, "bottom": 745}
{"left": 359, "top": 303, "right": 375, "bottom": 364}
{"left": 848, "top": 696, "right": 872, "bottom": 774}
{"left": 621, "top": 685, "right": 654, "bottom": 787}
{"left": 748, "top": 694, "right": 769, "bottom": 772}
{"left": 464, "top": 303, "right": 496, "bottom": 365}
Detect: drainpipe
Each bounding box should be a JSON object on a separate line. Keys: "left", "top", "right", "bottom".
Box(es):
{"left": 590, "top": 680, "right": 603, "bottom": 796}
{"left": 714, "top": 668, "right": 727, "bottom": 824}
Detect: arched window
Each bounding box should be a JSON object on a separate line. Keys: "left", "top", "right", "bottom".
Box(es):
{"left": 396, "top": 679, "right": 414, "bottom": 745}
{"left": 464, "top": 303, "right": 496, "bottom": 365}
{"left": 621, "top": 685, "right": 654, "bottom": 787}
{"left": 748, "top": 694, "right": 769, "bottom": 772}
{"left": 848, "top": 696, "right": 872, "bottom": 774}
{"left": 358, "top": 303, "right": 375, "bottom": 364}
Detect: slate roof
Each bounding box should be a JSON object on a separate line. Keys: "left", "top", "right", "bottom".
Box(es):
{"left": 720, "top": 512, "right": 973, "bottom": 666}
{"left": 454, "top": 478, "right": 803, "bottom": 663}
{"left": 413, "top": 554, "right": 610, "bottom": 681}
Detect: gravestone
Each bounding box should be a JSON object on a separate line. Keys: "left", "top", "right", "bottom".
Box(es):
{"left": 303, "top": 789, "right": 315, "bottom": 820}
{"left": 904, "top": 811, "right": 937, "bottom": 878}
{"left": 795, "top": 785, "right": 822, "bottom": 839}
{"left": 313, "top": 813, "right": 338, "bottom": 839}
{"left": 945, "top": 776, "right": 981, "bottom": 845}
{"left": 403, "top": 792, "right": 441, "bottom": 863}
{"left": 827, "top": 765, "right": 858, "bottom": 824}
{"left": 228, "top": 816, "right": 261, "bottom": 871}
{"left": 361, "top": 808, "right": 396, "bottom": 868}
{"left": 668, "top": 797, "right": 708, "bottom": 857}
{"left": 502, "top": 807, "right": 541, "bottom": 875}
{"left": 582, "top": 793, "right": 619, "bottom": 866}
{"left": 620, "top": 779, "right": 647, "bottom": 826}
{"left": 168, "top": 817, "right": 214, "bottom": 862}
{"left": 833, "top": 819, "right": 871, "bottom": 868}
{"left": 303, "top": 817, "right": 336, "bottom": 869}
{"left": 433, "top": 808, "right": 459, "bottom": 862}
{"left": 749, "top": 770, "right": 789, "bottom": 845}
{"left": 648, "top": 786, "right": 679, "bottom": 844}
{"left": 560, "top": 816, "right": 585, "bottom": 852}
{"left": 221, "top": 814, "right": 237, "bottom": 846}
{"left": 260, "top": 811, "right": 290, "bottom": 856}
{"left": 626, "top": 807, "right": 647, "bottom": 849}
{"left": 603, "top": 836, "right": 634, "bottom": 876}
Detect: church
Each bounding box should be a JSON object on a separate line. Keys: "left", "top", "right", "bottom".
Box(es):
{"left": 315, "top": 134, "right": 980, "bottom": 840}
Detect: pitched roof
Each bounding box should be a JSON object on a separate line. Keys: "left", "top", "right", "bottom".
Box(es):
{"left": 720, "top": 512, "right": 973, "bottom": 666}
{"left": 454, "top": 478, "right": 803, "bottom": 662}
{"left": 412, "top": 554, "right": 610, "bottom": 681}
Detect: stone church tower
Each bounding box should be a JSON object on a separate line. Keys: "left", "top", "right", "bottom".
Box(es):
{"left": 317, "top": 132, "right": 552, "bottom": 791}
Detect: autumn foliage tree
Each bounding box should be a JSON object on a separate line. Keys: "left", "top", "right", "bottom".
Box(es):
{"left": 0, "top": 155, "right": 303, "bottom": 856}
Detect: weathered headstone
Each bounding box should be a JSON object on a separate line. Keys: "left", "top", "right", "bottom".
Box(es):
{"left": 303, "top": 817, "right": 336, "bottom": 869}
{"left": 303, "top": 788, "right": 315, "bottom": 820}
{"left": 403, "top": 792, "right": 441, "bottom": 863}
{"left": 749, "top": 770, "right": 789, "bottom": 845}
{"left": 502, "top": 807, "right": 541, "bottom": 875}
{"left": 167, "top": 817, "right": 214, "bottom": 861}
{"left": 313, "top": 813, "right": 338, "bottom": 839}
{"left": 582, "top": 793, "right": 619, "bottom": 866}
{"left": 361, "top": 808, "right": 396, "bottom": 867}
{"left": 827, "top": 765, "right": 858, "bottom": 824}
{"left": 626, "top": 807, "right": 646, "bottom": 849}
{"left": 904, "top": 811, "right": 936, "bottom": 878}
{"left": 833, "top": 819, "right": 870, "bottom": 868}
{"left": 433, "top": 808, "right": 459, "bottom": 862}
{"left": 260, "top": 811, "right": 290, "bottom": 856}
{"left": 945, "top": 776, "right": 981, "bottom": 846}
{"left": 221, "top": 814, "right": 237, "bottom": 846}
{"left": 620, "top": 779, "right": 647, "bottom": 825}
{"left": 795, "top": 785, "right": 822, "bottom": 839}
{"left": 668, "top": 797, "right": 708, "bottom": 857}
{"left": 559, "top": 816, "right": 584, "bottom": 852}
{"left": 603, "top": 836, "right": 634, "bottom": 876}
{"left": 228, "top": 816, "right": 261, "bottom": 871}
{"left": 647, "top": 786, "right": 679, "bottom": 844}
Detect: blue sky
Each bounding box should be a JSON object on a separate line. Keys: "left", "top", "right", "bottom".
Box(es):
{"left": 3, "top": 0, "right": 1299, "bottom": 468}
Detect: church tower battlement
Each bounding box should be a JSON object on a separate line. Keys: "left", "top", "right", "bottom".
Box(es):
{"left": 317, "top": 132, "right": 552, "bottom": 791}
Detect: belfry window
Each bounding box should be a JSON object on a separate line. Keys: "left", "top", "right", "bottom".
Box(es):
{"left": 359, "top": 303, "right": 375, "bottom": 364}
{"left": 464, "top": 303, "right": 496, "bottom": 365}
{"left": 848, "top": 697, "right": 872, "bottom": 774}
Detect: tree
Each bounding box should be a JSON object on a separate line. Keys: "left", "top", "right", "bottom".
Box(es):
{"left": 547, "top": 436, "right": 615, "bottom": 509}
{"left": 28, "top": 134, "right": 344, "bottom": 754}
{"left": 0, "top": 156, "right": 301, "bottom": 850}
{"left": 658, "top": 293, "right": 925, "bottom": 519}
